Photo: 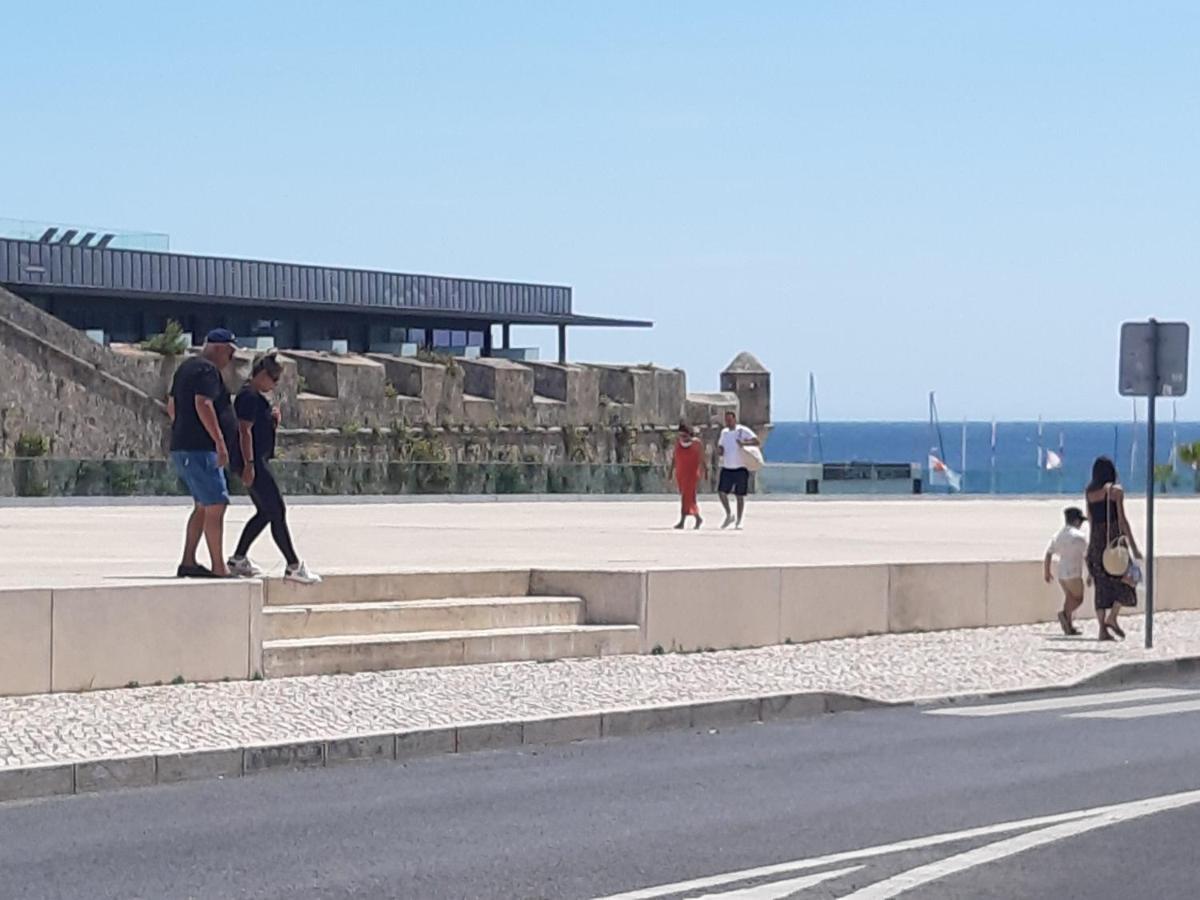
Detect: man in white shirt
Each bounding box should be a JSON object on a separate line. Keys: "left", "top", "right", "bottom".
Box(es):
{"left": 1044, "top": 506, "right": 1088, "bottom": 636}
{"left": 716, "top": 411, "right": 760, "bottom": 529}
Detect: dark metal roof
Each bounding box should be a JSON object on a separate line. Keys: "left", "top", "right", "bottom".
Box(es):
{"left": 0, "top": 237, "right": 650, "bottom": 328}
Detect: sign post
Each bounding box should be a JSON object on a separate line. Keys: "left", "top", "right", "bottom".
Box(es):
{"left": 1118, "top": 320, "right": 1190, "bottom": 648}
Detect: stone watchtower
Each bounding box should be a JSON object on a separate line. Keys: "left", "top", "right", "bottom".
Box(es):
{"left": 721, "top": 352, "right": 771, "bottom": 432}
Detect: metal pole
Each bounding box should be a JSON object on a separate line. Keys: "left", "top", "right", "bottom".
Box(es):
{"left": 1146, "top": 318, "right": 1159, "bottom": 648}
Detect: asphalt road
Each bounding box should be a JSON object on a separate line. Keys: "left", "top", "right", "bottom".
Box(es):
{"left": 4, "top": 681, "right": 1200, "bottom": 899}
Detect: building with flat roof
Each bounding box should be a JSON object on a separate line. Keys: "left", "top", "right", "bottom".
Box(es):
{"left": 0, "top": 221, "right": 649, "bottom": 361}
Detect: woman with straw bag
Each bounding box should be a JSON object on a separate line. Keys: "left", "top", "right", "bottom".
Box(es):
{"left": 1085, "top": 456, "right": 1142, "bottom": 641}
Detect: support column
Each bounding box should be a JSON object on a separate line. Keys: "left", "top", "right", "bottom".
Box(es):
{"left": 557, "top": 324, "right": 567, "bottom": 364}
{"left": 501, "top": 323, "right": 511, "bottom": 349}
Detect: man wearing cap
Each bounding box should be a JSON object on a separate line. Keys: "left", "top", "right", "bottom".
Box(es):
{"left": 1044, "top": 506, "right": 1088, "bottom": 635}
{"left": 167, "top": 329, "right": 239, "bottom": 578}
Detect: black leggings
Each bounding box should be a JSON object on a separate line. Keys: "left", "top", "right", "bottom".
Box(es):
{"left": 234, "top": 463, "right": 299, "bottom": 566}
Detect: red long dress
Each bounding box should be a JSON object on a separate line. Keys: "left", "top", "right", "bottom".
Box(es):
{"left": 674, "top": 439, "right": 704, "bottom": 517}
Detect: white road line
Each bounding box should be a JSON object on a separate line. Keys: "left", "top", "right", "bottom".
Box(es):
{"left": 841, "top": 788, "right": 1200, "bottom": 898}
{"left": 923, "top": 687, "right": 1196, "bottom": 717}
{"left": 1068, "top": 697, "right": 1200, "bottom": 720}
{"left": 591, "top": 788, "right": 1200, "bottom": 900}
{"left": 591, "top": 804, "right": 1105, "bottom": 899}
{"left": 693, "top": 864, "right": 863, "bottom": 898}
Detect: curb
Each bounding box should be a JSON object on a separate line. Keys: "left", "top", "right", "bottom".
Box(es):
{"left": 0, "top": 690, "right": 893, "bottom": 805}
{"left": 906, "top": 654, "right": 1200, "bottom": 708}
{"left": 4, "top": 654, "right": 1199, "bottom": 806}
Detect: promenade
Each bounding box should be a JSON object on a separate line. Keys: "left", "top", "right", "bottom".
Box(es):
{"left": 2, "top": 495, "right": 1198, "bottom": 588}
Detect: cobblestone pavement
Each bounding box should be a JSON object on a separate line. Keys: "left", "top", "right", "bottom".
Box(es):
{"left": 3, "top": 611, "right": 1200, "bottom": 769}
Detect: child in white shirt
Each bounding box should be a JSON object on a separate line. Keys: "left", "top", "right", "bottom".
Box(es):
{"left": 1044, "top": 507, "right": 1088, "bottom": 636}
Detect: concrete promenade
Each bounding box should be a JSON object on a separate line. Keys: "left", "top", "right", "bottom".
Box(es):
{"left": 2, "top": 495, "right": 1199, "bottom": 587}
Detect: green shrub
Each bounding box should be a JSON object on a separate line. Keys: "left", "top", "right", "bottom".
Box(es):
{"left": 140, "top": 319, "right": 188, "bottom": 356}
{"left": 14, "top": 432, "right": 50, "bottom": 458}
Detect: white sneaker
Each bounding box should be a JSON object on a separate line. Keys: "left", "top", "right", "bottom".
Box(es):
{"left": 227, "top": 556, "right": 264, "bottom": 577}
{"left": 285, "top": 561, "right": 322, "bottom": 585}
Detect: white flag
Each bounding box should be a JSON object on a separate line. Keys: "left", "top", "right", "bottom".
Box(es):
{"left": 928, "top": 454, "right": 963, "bottom": 491}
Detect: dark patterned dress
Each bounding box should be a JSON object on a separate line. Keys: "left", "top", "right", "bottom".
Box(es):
{"left": 1086, "top": 487, "right": 1137, "bottom": 610}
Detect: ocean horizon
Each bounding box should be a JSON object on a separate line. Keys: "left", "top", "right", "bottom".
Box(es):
{"left": 766, "top": 420, "right": 1200, "bottom": 495}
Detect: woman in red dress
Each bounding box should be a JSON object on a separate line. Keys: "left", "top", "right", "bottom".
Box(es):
{"left": 672, "top": 422, "right": 707, "bottom": 529}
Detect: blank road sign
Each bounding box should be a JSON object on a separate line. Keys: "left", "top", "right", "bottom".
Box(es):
{"left": 1119, "top": 321, "right": 1189, "bottom": 397}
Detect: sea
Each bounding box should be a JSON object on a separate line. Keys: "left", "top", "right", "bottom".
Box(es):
{"left": 767, "top": 420, "right": 1200, "bottom": 496}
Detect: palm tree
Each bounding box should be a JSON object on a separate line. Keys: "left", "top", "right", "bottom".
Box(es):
{"left": 1155, "top": 463, "right": 1177, "bottom": 494}
{"left": 1177, "top": 441, "right": 1200, "bottom": 493}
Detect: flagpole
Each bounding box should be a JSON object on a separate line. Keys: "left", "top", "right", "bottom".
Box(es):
{"left": 1171, "top": 401, "right": 1179, "bottom": 473}
{"left": 1037, "top": 416, "right": 1044, "bottom": 491}
{"left": 1058, "top": 430, "right": 1065, "bottom": 493}
{"left": 1131, "top": 399, "right": 1139, "bottom": 479}
{"left": 990, "top": 418, "right": 997, "bottom": 495}
{"left": 961, "top": 419, "right": 968, "bottom": 493}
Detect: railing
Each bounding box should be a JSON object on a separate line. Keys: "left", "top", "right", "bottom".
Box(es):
{"left": 2, "top": 458, "right": 1191, "bottom": 499}
{"left": 0, "top": 458, "right": 675, "bottom": 498}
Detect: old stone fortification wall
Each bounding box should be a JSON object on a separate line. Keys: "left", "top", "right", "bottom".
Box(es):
{"left": 0, "top": 298, "right": 167, "bottom": 461}
{"left": 0, "top": 288, "right": 769, "bottom": 469}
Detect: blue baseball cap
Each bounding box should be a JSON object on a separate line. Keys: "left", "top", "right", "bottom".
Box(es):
{"left": 205, "top": 328, "right": 238, "bottom": 346}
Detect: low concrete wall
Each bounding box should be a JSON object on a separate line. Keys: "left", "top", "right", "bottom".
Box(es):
{"left": 0, "top": 582, "right": 262, "bottom": 696}
{"left": 534, "top": 556, "right": 1200, "bottom": 653}
{"left": 10, "top": 555, "right": 1198, "bottom": 698}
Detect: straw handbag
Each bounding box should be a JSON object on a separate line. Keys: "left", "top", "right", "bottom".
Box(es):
{"left": 1101, "top": 487, "right": 1132, "bottom": 577}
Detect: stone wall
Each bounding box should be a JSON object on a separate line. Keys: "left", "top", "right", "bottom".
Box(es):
{"left": 0, "top": 285, "right": 769, "bottom": 475}
{"left": 0, "top": 287, "right": 164, "bottom": 398}
{"left": 0, "top": 316, "right": 167, "bottom": 461}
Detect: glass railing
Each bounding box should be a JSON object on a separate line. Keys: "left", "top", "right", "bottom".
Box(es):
{"left": 0, "top": 218, "right": 170, "bottom": 251}
{"left": 0, "top": 458, "right": 1190, "bottom": 499}
{"left": 0, "top": 458, "right": 675, "bottom": 498}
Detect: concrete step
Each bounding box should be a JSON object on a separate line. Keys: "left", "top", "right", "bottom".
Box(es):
{"left": 263, "top": 596, "right": 585, "bottom": 641}
{"left": 263, "top": 570, "right": 531, "bottom": 607}
{"left": 263, "top": 624, "right": 641, "bottom": 678}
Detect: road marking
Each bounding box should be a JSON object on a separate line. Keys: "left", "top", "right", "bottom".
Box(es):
{"left": 842, "top": 788, "right": 1200, "bottom": 898}
{"left": 693, "top": 864, "right": 863, "bottom": 898}
{"left": 923, "top": 687, "right": 1196, "bottom": 717}
{"left": 591, "top": 788, "right": 1200, "bottom": 900}
{"left": 1068, "top": 697, "right": 1200, "bottom": 720}
{"left": 592, "top": 804, "right": 1101, "bottom": 898}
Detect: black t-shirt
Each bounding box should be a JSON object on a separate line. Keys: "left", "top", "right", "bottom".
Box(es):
{"left": 231, "top": 386, "right": 277, "bottom": 468}
{"left": 169, "top": 357, "right": 232, "bottom": 452}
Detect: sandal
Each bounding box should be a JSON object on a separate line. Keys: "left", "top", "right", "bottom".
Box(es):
{"left": 1057, "top": 612, "right": 1072, "bottom": 635}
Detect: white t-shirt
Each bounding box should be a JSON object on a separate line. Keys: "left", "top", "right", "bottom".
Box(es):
{"left": 719, "top": 425, "right": 757, "bottom": 470}
{"left": 1047, "top": 525, "right": 1087, "bottom": 580}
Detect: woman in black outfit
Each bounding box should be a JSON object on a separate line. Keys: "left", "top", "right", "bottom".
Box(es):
{"left": 1085, "top": 456, "right": 1141, "bottom": 641}
{"left": 226, "top": 354, "right": 320, "bottom": 584}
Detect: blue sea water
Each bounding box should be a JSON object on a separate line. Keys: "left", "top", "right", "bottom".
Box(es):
{"left": 767, "top": 420, "right": 1200, "bottom": 495}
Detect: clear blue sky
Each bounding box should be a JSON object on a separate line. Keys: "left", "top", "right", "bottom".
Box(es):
{"left": 4, "top": 1, "right": 1197, "bottom": 421}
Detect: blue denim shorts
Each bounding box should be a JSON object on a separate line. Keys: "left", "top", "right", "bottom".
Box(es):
{"left": 171, "top": 450, "right": 230, "bottom": 506}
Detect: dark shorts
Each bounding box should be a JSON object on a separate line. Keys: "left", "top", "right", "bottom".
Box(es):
{"left": 719, "top": 467, "right": 750, "bottom": 496}
{"left": 171, "top": 450, "right": 230, "bottom": 506}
